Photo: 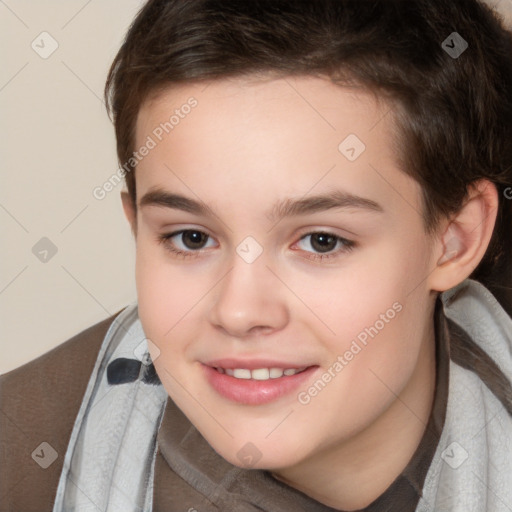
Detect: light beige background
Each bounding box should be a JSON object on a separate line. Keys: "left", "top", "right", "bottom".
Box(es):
{"left": 1, "top": 0, "right": 511, "bottom": 374}
{"left": 0, "top": 1, "right": 144, "bottom": 374}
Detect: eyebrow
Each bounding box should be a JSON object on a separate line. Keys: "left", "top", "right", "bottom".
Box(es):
{"left": 139, "top": 187, "right": 384, "bottom": 221}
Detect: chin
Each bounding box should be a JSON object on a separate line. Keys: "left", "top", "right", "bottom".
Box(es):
{"left": 211, "top": 440, "right": 305, "bottom": 471}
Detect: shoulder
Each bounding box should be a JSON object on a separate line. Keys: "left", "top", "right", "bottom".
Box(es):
{"left": 442, "top": 279, "right": 512, "bottom": 378}
{"left": 1, "top": 309, "right": 126, "bottom": 396}
{"left": 0, "top": 308, "right": 127, "bottom": 512}
{"left": 442, "top": 279, "right": 512, "bottom": 414}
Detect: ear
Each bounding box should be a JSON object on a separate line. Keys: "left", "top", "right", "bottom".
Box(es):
{"left": 427, "top": 179, "right": 499, "bottom": 292}
{"left": 121, "top": 190, "right": 137, "bottom": 237}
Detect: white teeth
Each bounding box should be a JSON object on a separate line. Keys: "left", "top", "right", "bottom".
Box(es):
{"left": 233, "top": 368, "right": 252, "bottom": 379}
{"left": 269, "top": 368, "right": 284, "bottom": 378}
{"left": 252, "top": 368, "right": 270, "bottom": 380}
{"left": 219, "top": 367, "right": 306, "bottom": 380}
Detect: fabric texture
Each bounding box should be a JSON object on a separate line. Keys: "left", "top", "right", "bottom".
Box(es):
{"left": 416, "top": 279, "right": 512, "bottom": 511}
{"left": 51, "top": 305, "right": 168, "bottom": 512}
{"left": 0, "top": 309, "right": 122, "bottom": 512}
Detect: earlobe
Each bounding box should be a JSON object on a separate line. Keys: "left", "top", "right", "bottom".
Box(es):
{"left": 121, "top": 191, "right": 137, "bottom": 236}
{"left": 428, "top": 179, "right": 498, "bottom": 292}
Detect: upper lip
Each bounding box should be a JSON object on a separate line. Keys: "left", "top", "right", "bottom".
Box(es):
{"left": 203, "top": 358, "right": 316, "bottom": 370}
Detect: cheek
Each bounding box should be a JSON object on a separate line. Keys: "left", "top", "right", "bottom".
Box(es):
{"left": 289, "top": 238, "right": 427, "bottom": 409}
{"left": 299, "top": 309, "right": 421, "bottom": 446}
{"left": 284, "top": 244, "right": 412, "bottom": 343}
{"left": 318, "top": 244, "right": 430, "bottom": 434}
{"left": 134, "top": 244, "right": 204, "bottom": 403}
{"left": 134, "top": 239, "right": 201, "bottom": 346}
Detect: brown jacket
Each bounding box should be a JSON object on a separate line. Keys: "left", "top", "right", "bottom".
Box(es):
{"left": 0, "top": 311, "right": 124, "bottom": 512}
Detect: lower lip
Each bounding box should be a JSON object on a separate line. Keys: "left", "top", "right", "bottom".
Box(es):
{"left": 202, "top": 364, "right": 318, "bottom": 405}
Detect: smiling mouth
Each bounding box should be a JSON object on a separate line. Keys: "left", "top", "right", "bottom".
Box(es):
{"left": 203, "top": 363, "right": 319, "bottom": 405}
{"left": 213, "top": 366, "right": 309, "bottom": 380}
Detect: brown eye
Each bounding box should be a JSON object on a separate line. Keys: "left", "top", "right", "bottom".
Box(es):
{"left": 295, "top": 231, "right": 356, "bottom": 261}
{"left": 309, "top": 233, "right": 338, "bottom": 253}
{"left": 158, "top": 229, "right": 215, "bottom": 259}
{"left": 180, "top": 230, "right": 209, "bottom": 249}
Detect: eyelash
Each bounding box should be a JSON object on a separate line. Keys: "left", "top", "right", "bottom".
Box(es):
{"left": 156, "top": 229, "right": 356, "bottom": 262}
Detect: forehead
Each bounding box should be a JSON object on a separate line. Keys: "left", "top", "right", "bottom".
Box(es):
{"left": 136, "top": 75, "right": 389, "bottom": 146}
{"left": 133, "top": 75, "right": 422, "bottom": 222}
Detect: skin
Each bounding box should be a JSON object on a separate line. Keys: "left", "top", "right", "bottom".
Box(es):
{"left": 121, "top": 74, "right": 498, "bottom": 510}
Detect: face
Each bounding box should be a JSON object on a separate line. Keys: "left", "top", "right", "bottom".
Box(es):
{"left": 130, "top": 75, "right": 438, "bottom": 471}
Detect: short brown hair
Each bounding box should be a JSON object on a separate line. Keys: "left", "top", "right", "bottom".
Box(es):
{"left": 104, "top": 0, "right": 512, "bottom": 313}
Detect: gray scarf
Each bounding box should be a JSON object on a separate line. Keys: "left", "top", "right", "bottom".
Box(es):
{"left": 52, "top": 304, "right": 168, "bottom": 512}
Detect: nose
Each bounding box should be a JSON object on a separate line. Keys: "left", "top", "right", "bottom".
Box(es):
{"left": 207, "top": 253, "right": 289, "bottom": 339}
